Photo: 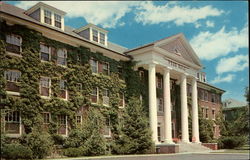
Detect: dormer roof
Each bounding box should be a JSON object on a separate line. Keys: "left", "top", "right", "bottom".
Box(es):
{"left": 74, "top": 23, "right": 108, "bottom": 34}
{"left": 25, "top": 2, "right": 66, "bottom": 15}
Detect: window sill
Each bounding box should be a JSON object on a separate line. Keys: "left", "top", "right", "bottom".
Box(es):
{"left": 40, "top": 96, "right": 51, "bottom": 99}
{"left": 104, "top": 135, "right": 111, "bottom": 138}
{"left": 6, "top": 51, "right": 22, "bottom": 57}
{"left": 41, "top": 60, "right": 51, "bottom": 63}
{"left": 6, "top": 133, "right": 21, "bottom": 138}
{"left": 57, "top": 64, "right": 67, "bottom": 68}
{"left": 6, "top": 91, "right": 20, "bottom": 96}
{"left": 118, "top": 105, "right": 125, "bottom": 109}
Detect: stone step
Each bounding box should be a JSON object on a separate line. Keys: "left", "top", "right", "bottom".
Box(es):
{"left": 178, "top": 142, "right": 212, "bottom": 153}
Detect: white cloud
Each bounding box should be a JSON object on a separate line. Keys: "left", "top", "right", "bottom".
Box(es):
{"left": 211, "top": 74, "right": 235, "bottom": 84}
{"left": 216, "top": 54, "right": 249, "bottom": 74}
{"left": 190, "top": 24, "right": 249, "bottom": 60}
{"left": 15, "top": 1, "right": 140, "bottom": 28}
{"left": 206, "top": 20, "right": 214, "bottom": 27}
{"left": 194, "top": 22, "right": 201, "bottom": 28}
{"left": 134, "top": 2, "right": 224, "bottom": 26}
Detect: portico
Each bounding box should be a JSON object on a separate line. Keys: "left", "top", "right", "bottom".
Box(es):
{"left": 126, "top": 33, "right": 202, "bottom": 144}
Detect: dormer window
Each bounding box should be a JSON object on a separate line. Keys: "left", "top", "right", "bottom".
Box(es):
{"left": 44, "top": 10, "right": 52, "bottom": 25}
{"left": 100, "top": 33, "right": 105, "bottom": 45}
{"left": 54, "top": 14, "right": 61, "bottom": 28}
{"left": 92, "top": 29, "right": 98, "bottom": 42}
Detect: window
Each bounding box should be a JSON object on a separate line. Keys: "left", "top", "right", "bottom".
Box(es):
{"left": 103, "top": 89, "right": 109, "bottom": 106}
{"left": 40, "top": 77, "right": 50, "bottom": 97}
{"left": 157, "top": 126, "right": 161, "bottom": 142}
{"left": 59, "top": 80, "right": 67, "bottom": 99}
{"left": 58, "top": 115, "right": 67, "bottom": 135}
{"left": 54, "top": 13, "right": 61, "bottom": 28}
{"left": 212, "top": 109, "right": 215, "bottom": 120}
{"left": 6, "top": 34, "right": 22, "bottom": 54}
{"left": 204, "top": 91, "right": 208, "bottom": 101}
{"left": 4, "top": 70, "right": 21, "bottom": 92}
{"left": 42, "top": 112, "right": 50, "bottom": 124}
{"left": 211, "top": 94, "right": 215, "bottom": 103}
{"left": 102, "top": 62, "right": 109, "bottom": 75}
{"left": 92, "top": 29, "right": 98, "bottom": 42}
{"left": 157, "top": 98, "right": 163, "bottom": 112}
{"left": 205, "top": 108, "right": 209, "bottom": 119}
{"left": 187, "top": 85, "right": 192, "bottom": 97}
{"left": 119, "top": 93, "right": 125, "bottom": 108}
{"left": 139, "top": 70, "right": 144, "bottom": 80}
{"left": 76, "top": 115, "right": 82, "bottom": 125}
{"left": 104, "top": 117, "right": 111, "bottom": 137}
{"left": 57, "top": 49, "right": 67, "bottom": 66}
{"left": 5, "top": 111, "right": 20, "bottom": 134}
{"left": 157, "top": 77, "right": 162, "bottom": 89}
{"left": 90, "top": 59, "right": 98, "bottom": 73}
{"left": 40, "top": 43, "right": 50, "bottom": 61}
{"left": 44, "top": 10, "right": 52, "bottom": 25}
{"left": 91, "top": 87, "right": 98, "bottom": 103}
{"left": 201, "top": 107, "right": 205, "bottom": 118}
{"left": 118, "top": 66, "right": 123, "bottom": 80}
{"left": 100, "top": 32, "right": 105, "bottom": 45}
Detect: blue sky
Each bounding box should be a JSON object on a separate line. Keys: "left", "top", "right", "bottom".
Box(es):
{"left": 6, "top": 1, "right": 249, "bottom": 102}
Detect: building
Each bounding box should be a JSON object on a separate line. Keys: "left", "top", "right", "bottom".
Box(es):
{"left": 0, "top": 2, "right": 224, "bottom": 147}
{"left": 222, "top": 98, "right": 247, "bottom": 121}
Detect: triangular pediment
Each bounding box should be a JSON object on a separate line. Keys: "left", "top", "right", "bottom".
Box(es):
{"left": 155, "top": 33, "right": 202, "bottom": 67}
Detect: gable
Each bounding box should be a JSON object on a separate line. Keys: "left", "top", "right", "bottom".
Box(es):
{"left": 155, "top": 34, "right": 202, "bottom": 67}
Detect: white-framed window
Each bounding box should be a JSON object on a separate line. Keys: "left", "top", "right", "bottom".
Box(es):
{"left": 40, "top": 43, "right": 50, "bottom": 61}
{"left": 119, "top": 92, "right": 125, "bottom": 108}
{"left": 157, "top": 124, "right": 161, "bottom": 142}
{"left": 212, "top": 109, "right": 216, "bottom": 120}
{"left": 205, "top": 108, "right": 209, "bottom": 119}
{"left": 91, "top": 87, "right": 98, "bottom": 103}
{"left": 92, "top": 29, "right": 98, "bottom": 42}
{"left": 90, "top": 59, "right": 98, "bottom": 73}
{"left": 157, "top": 98, "right": 164, "bottom": 112}
{"left": 54, "top": 13, "right": 61, "bottom": 28}
{"left": 44, "top": 9, "right": 52, "bottom": 25}
{"left": 211, "top": 93, "right": 216, "bottom": 103}
{"left": 4, "top": 70, "right": 21, "bottom": 82}
{"left": 4, "top": 70, "right": 21, "bottom": 93}
{"left": 103, "top": 89, "right": 109, "bottom": 106}
{"left": 104, "top": 117, "right": 111, "bottom": 137}
{"left": 102, "top": 62, "right": 109, "bottom": 76}
{"left": 42, "top": 112, "right": 50, "bottom": 124}
{"left": 6, "top": 34, "right": 22, "bottom": 54}
{"left": 40, "top": 77, "right": 51, "bottom": 97}
{"left": 76, "top": 115, "right": 82, "bottom": 125}
{"left": 59, "top": 80, "right": 67, "bottom": 99}
{"left": 58, "top": 115, "right": 67, "bottom": 136}
{"left": 100, "top": 32, "right": 105, "bottom": 45}
{"left": 57, "top": 49, "right": 67, "bottom": 66}
{"left": 204, "top": 91, "right": 208, "bottom": 101}
{"left": 4, "top": 111, "right": 21, "bottom": 134}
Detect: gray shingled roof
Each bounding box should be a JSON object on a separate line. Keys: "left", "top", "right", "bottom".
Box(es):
{"left": 0, "top": 2, "right": 128, "bottom": 55}
{"left": 222, "top": 98, "right": 247, "bottom": 109}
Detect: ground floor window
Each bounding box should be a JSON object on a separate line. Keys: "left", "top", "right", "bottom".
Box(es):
{"left": 57, "top": 115, "right": 67, "bottom": 136}
{"left": 4, "top": 111, "right": 21, "bottom": 134}
{"left": 157, "top": 126, "right": 161, "bottom": 142}
{"left": 103, "top": 117, "right": 111, "bottom": 137}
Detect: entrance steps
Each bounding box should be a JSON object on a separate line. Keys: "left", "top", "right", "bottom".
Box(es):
{"left": 178, "top": 142, "right": 212, "bottom": 153}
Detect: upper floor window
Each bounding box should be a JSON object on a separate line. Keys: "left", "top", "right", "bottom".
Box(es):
{"left": 102, "top": 89, "right": 109, "bottom": 106}
{"left": 90, "top": 59, "right": 98, "bottom": 73}
{"left": 54, "top": 14, "right": 61, "bottom": 28}
{"left": 40, "top": 43, "right": 50, "bottom": 61}
{"left": 119, "top": 93, "right": 125, "bottom": 108}
{"left": 92, "top": 29, "right": 98, "bottom": 42}
{"left": 57, "top": 49, "right": 67, "bottom": 66}
{"left": 205, "top": 108, "right": 209, "bottom": 119}
{"left": 76, "top": 115, "right": 82, "bottom": 125}
{"left": 4, "top": 70, "right": 21, "bottom": 93}
{"left": 40, "top": 77, "right": 50, "bottom": 97}
{"left": 211, "top": 94, "right": 216, "bottom": 103}
{"left": 59, "top": 80, "right": 67, "bottom": 99}
{"left": 204, "top": 91, "right": 208, "bottom": 101}
{"left": 102, "top": 62, "right": 109, "bottom": 76}
{"left": 44, "top": 10, "right": 52, "bottom": 25}
{"left": 6, "top": 34, "right": 22, "bottom": 55}
{"left": 157, "top": 77, "right": 162, "bottom": 89}
{"left": 42, "top": 112, "right": 50, "bottom": 124}
{"left": 100, "top": 32, "right": 105, "bottom": 45}
{"left": 104, "top": 117, "right": 111, "bottom": 137}
{"left": 91, "top": 87, "right": 98, "bottom": 103}
{"left": 212, "top": 109, "right": 216, "bottom": 120}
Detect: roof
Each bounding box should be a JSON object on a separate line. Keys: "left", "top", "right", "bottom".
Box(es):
{"left": 0, "top": 2, "right": 128, "bottom": 55}
{"left": 25, "top": 2, "right": 66, "bottom": 15}
{"left": 197, "top": 81, "right": 225, "bottom": 93}
{"left": 74, "top": 23, "right": 108, "bottom": 34}
{"left": 222, "top": 98, "right": 247, "bottom": 109}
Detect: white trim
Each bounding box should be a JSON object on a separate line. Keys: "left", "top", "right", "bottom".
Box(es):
{"left": 6, "top": 91, "right": 20, "bottom": 96}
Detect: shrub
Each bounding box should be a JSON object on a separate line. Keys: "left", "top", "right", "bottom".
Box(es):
{"left": 218, "top": 136, "right": 247, "bottom": 149}
{"left": 2, "top": 143, "right": 33, "bottom": 159}
{"left": 63, "top": 147, "right": 84, "bottom": 157}
{"left": 52, "top": 134, "right": 65, "bottom": 145}
{"left": 64, "top": 129, "right": 86, "bottom": 148}
{"left": 22, "top": 128, "right": 53, "bottom": 159}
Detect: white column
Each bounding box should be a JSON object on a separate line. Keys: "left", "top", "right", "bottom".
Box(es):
{"left": 163, "top": 68, "right": 174, "bottom": 144}
{"left": 180, "top": 74, "right": 189, "bottom": 143}
{"left": 148, "top": 63, "right": 158, "bottom": 143}
{"left": 192, "top": 78, "right": 200, "bottom": 143}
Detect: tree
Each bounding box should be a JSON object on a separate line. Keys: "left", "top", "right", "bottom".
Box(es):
{"left": 244, "top": 87, "right": 249, "bottom": 105}
{"left": 112, "top": 97, "right": 153, "bottom": 154}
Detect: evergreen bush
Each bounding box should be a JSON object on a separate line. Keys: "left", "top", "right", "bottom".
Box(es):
{"left": 218, "top": 136, "right": 247, "bottom": 149}
{"left": 63, "top": 147, "right": 84, "bottom": 157}
{"left": 2, "top": 143, "right": 33, "bottom": 159}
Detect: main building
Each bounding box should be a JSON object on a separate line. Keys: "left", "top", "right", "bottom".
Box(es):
{"left": 0, "top": 2, "right": 224, "bottom": 150}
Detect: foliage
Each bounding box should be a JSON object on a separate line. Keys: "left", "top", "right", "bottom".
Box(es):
{"left": 63, "top": 147, "right": 84, "bottom": 157}
{"left": 51, "top": 134, "right": 65, "bottom": 145}
{"left": 244, "top": 86, "right": 249, "bottom": 105}
{"left": 2, "top": 143, "right": 33, "bottom": 159}
{"left": 20, "top": 128, "right": 53, "bottom": 159}
{"left": 217, "top": 136, "right": 247, "bottom": 149}
{"left": 112, "top": 97, "right": 153, "bottom": 154}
